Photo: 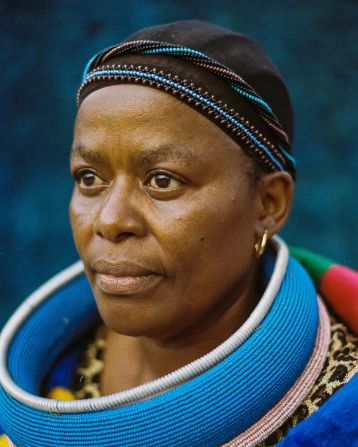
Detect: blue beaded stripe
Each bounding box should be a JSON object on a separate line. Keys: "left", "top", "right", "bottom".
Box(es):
{"left": 82, "top": 44, "right": 122, "bottom": 82}
{"left": 85, "top": 68, "right": 285, "bottom": 171}
{"left": 143, "top": 47, "right": 213, "bottom": 60}
{"left": 231, "top": 85, "right": 273, "bottom": 113}
{"left": 82, "top": 54, "right": 99, "bottom": 83}
{"left": 279, "top": 146, "right": 297, "bottom": 167}
{"left": 141, "top": 46, "right": 233, "bottom": 78}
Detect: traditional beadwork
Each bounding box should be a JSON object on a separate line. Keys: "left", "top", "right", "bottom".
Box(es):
{"left": 84, "top": 43, "right": 275, "bottom": 123}
{"left": 79, "top": 64, "right": 296, "bottom": 176}
{"left": 83, "top": 40, "right": 292, "bottom": 143}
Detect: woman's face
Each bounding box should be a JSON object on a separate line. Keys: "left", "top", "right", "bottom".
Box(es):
{"left": 70, "top": 84, "right": 260, "bottom": 339}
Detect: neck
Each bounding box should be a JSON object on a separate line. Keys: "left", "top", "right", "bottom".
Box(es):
{"left": 101, "top": 260, "right": 260, "bottom": 396}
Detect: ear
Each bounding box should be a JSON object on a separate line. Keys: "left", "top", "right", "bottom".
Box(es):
{"left": 254, "top": 172, "right": 294, "bottom": 237}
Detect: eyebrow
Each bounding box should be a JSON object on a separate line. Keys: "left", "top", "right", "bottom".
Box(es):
{"left": 138, "top": 144, "right": 199, "bottom": 166}
{"left": 71, "top": 145, "right": 105, "bottom": 164}
{"left": 71, "top": 143, "right": 199, "bottom": 166}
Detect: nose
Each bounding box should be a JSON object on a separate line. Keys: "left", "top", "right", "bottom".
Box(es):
{"left": 93, "top": 178, "right": 147, "bottom": 243}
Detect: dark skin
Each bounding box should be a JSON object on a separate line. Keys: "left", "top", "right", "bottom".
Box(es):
{"left": 69, "top": 85, "right": 294, "bottom": 395}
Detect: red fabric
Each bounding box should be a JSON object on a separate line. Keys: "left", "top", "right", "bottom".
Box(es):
{"left": 321, "top": 265, "right": 358, "bottom": 335}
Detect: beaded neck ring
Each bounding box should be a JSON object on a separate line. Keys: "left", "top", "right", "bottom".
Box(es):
{"left": 78, "top": 40, "right": 296, "bottom": 178}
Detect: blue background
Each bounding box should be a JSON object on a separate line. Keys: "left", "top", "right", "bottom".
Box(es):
{"left": 1, "top": 0, "right": 357, "bottom": 328}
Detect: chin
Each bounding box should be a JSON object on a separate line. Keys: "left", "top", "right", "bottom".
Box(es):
{"left": 95, "top": 297, "right": 172, "bottom": 338}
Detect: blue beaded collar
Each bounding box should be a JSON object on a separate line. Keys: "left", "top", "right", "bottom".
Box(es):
{"left": 0, "top": 247, "right": 318, "bottom": 446}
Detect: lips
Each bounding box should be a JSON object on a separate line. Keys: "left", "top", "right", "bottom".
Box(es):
{"left": 92, "top": 260, "right": 163, "bottom": 296}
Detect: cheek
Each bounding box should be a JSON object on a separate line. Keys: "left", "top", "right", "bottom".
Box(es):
{"left": 140, "top": 186, "right": 257, "bottom": 334}
{"left": 150, "top": 185, "right": 256, "bottom": 280}
{"left": 69, "top": 191, "right": 98, "bottom": 254}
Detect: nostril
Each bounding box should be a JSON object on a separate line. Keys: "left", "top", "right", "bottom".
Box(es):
{"left": 94, "top": 229, "right": 104, "bottom": 238}
{"left": 114, "top": 231, "right": 135, "bottom": 242}
{"left": 118, "top": 232, "right": 134, "bottom": 238}
{"left": 95, "top": 228, "right": 135, "bottom": 242}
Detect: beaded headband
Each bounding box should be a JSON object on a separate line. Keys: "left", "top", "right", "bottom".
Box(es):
{"left": 78, "top": 40, "right": 296, "bottom": 177}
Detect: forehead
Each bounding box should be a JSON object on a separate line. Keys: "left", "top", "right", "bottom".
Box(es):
{"left": 73, "top": 84, "right": 248, "bottom": 169}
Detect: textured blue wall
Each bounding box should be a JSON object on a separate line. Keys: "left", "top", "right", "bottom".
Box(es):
{"left": 1, "top": 0, "right": 357, "bottom": 327}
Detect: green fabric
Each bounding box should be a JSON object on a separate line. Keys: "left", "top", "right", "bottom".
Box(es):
{"left": 289, "top": 246, "right": 334, "bottom": 285}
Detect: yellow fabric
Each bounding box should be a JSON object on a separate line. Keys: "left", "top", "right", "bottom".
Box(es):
{"left": 73, "top": 327, "right": 105, "bottom": 399}
{"left": 47, "top": 386, "right": 75, "bottom": 401}
{"left": 0, "top": 434, "right": 9, "bottom": 447}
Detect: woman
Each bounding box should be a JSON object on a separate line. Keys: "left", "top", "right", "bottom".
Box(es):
{"left": 0, "top": 20, "right": 356, "bottom": 446}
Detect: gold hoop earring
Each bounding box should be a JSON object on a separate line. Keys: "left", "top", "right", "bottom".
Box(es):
{"left": 255, "top": 229, "right": 269, "bottom": 258}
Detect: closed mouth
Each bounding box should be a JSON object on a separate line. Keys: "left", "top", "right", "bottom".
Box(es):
{"left": 91, "top": 259, "right": 163, "bottom": 296}
{"left": 95, "top": 272, "right": 162, "bottom": 296}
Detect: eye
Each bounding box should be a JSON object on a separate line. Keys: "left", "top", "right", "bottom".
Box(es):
{"left": 74, "top": 170, "right": 105, "bottom": 189}
{"left": 147, "top": 173, "right": 181, "bottom": 189}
